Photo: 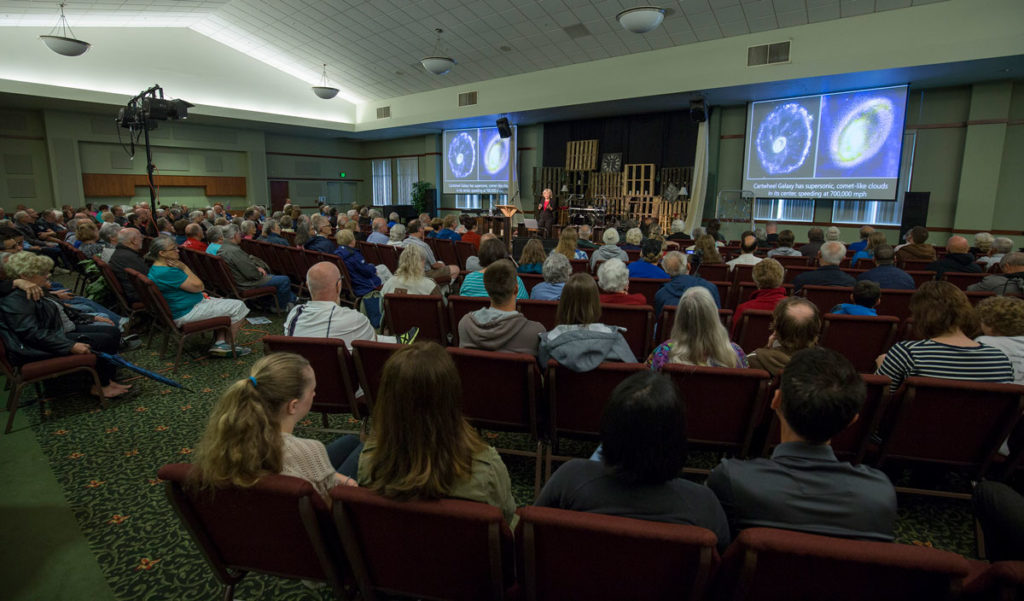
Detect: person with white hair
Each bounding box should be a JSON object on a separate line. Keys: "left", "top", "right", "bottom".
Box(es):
{"left": 576, "top": 224, "right": 599, "bottom": 250}
{"left": 968, "top": 252, "right": 1024, "bottom": 296}
{"left": 825, "top": 226, "right": 841, "bottom": 242}
{"left": 653, "top": 250, "right": 721, "bottom": 317}
{"left": 387, "top": 223, "right": 406, "bottom": 246}
{"left": 205, "top": 226, "right": 225, "bottom": 255}
{"left": 647, "top": 286, "right": 747, "bottom": 370}
{"left": 531, "top": 252, "right": 571, "bottom": 301}
{"left": 387, "top": 212, "right": 400, "bottom": 228}
{"left": 367, "top": 217, "right": 389, "bottom": 244}
{"left": 590, "top": 228, "right": 628, "bottom": 268}
{"left": 666, "top": 219, "right": 691, "bottom": 242}
{"left": 597, "top": 259, "right": 646, "bottom": 305}
{"left": 621, "top": 227, "right": 643, "bottom": 251}
{"left": 792, "top": 241, "right": 856, "bottom": 293}
{"left": 978, "top": 236, "right": 1013, "bottom": 270}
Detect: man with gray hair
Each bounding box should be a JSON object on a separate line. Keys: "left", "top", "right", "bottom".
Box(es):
{"left": 98, "top": 222, "right": 122, "bottom": 261}
{"left": 109, "top": 228, "right": 148, "bottom": 302}
{"left": 825, "top": 226, "right": 841, "bottom": 242}
{"left": 654, "top": 250, "right": 721, "bottom": 316}
{"left": 800, "top": 227, "right": 826, "bottom": 258}
{"left": 978, "top": 236, "right": 1013, "bottom": 270}
{"left": 793, "top": 241, "right": 856, "bottom": 293}
{"left": 667, "top": 219, "right": 691, "bottom": 243}
{"left": 367, "top": 217, "right": 389, "bottom": 244}
{"left": 387, "top": 211, "right": 400, "bottom": 228}
{"left": 577, "top": 224, "right": 599, "bottom": 250}
{"left": 968, "top": 252, "right": 1024, "bottom": 296}
{"left": 531, "top": 253, "right": 571, "bottom": 300}
{"left": 219, "top": 223, "right": 296, "bottom": 312}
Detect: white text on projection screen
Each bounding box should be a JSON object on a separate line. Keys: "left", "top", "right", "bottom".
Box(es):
{"left": 443, "top": 127, "right": 513, "bottom": 195}
{"left": 742, "top": 85, "right": 908, "bottom": 201}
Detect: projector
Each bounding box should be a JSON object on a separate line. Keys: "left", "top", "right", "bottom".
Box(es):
{"left": 142, "top": 97, "right": 193, "bottom": 121}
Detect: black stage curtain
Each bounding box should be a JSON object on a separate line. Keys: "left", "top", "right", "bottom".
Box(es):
{"left": 542, "top": 110, "right": 698, "bottom": 169}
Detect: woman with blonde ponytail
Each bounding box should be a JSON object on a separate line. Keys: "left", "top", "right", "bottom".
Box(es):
{"left": 190, "top": 352, "right": 361, "bottom": 501}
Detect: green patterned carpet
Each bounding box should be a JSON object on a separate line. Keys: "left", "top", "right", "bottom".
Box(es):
{"left": 14, "top": 311, "right": 980, "bottom": 601}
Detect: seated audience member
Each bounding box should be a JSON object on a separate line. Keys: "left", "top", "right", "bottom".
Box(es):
{"left": 403, "top": 220, "right": 459, "bottom": 283}
{"left": 792, "top": 241, "right": 856, "bottom": 293}
{"left": 971, "top": 232, "right": 994, "bottom": 258}
{"left": 517, "top": 238, "right": 546, "bottom": 274}
{"left": 304, "top": 215, "right": 336, "bottom": 253}
{"left": 628, "top": 238, "right": 669, "bottom": 279}
{"left": 109, "top": 228, "right": 149, "bottom": 303}
{"left": 895, "top": 225, "right": 936, "bottom": 263}
{"left": 538, "top": 273, "right": 636, "bottom": 371}
{"left": 597, "top": 259, "right": 646, "bottom": 305}
{"left": 620, "top": 227, "right": 643, "bottom": 252}
{"left": 691, "top": 234, "right": 723, "bottom": 268}
{"left": 344, "top": 218, "right": 366, "bottom": 243}
{"left": 825, "top": 226, "right": 841, "bottom": 242}
{"left": 387, "top": 222, "right": 406, "bottom": 246}
{"left": 385, "top": 211, "right": 399, "bottom": 228}
{"left": 767, "top": 229, "right": 802, "bottom": 257}
{"left": 850, "top": 231, "right": 886, "bottom": 267}
{"left": 358, "top": 342, "right": 517, "bottom": 525}
{"left": 973, "top": 481, "right": 1024, "bottom": 562}
{"left": 830, "top": 280, "right": 881, "bottom": 316}
{"left": 366, "top": 217, "right": 389, "bottom": 245}
{"left": 799, "top": 227, "right": 825, "bottom": 258}
{"left": 259, "top": 219, "right": 289, "bottom": 246}
{"left": 535, "top": 371, "right": 730, "bottom": 553}
{"left": 927, "top": 235, "right": 982, "bottom": 276}
{"left": 205, "top": 226, "right": 225, "bottom": 255}
{"left": 0, "top": 252, "right": 131, "bottom": 398}
{"left": 590, "top": 228, "right": 629, "bottom": 268}
{"left": 190, "top": 353, "right": 360, "bottom": 503}
{"left": 978, "top": 236, "right": 1013, "bottom": 270}
{"left": 857, "top": 245, "right": 915, "bottom": 290}
{"left": 531, "top": 253, "right": 570, "bottom": 301}
{"left": 461, "top": 218, "right": 481, "bottom": 250}
{"left": 553, "top": 226, "right": 588, "bottom": 261}
{"left": 279, "top": 214, "right": 294, "bottom": 233}
{"left": 765, "top": 221, "right": 779, "bottom": 244}
{"left": 576, "top": 224, "right": 599, "bottom": 250}
{"left": 746, "top": 297, "right": 820, "bottom": 374}
{"left": 732, "top": 258, "right": 786, "bottom": 338}
{"left": 220, "top": 224, "right": 295, "bottom": 311}
{"left": 974, "top": 295, "right": 1024, "bottom": 385}
{"left": 848, "top": 225, "right": 875, "bottom": 253}
{"left": 334, "top": 229, "right": 384, "bottom": 297}
{"left": 753, "top": 226, "right": 771, "bottom": 249}
{"left": 708, "top": 348, "right": 898, "bottom": 541}
{"left": 181, "top": 223, "right": 208, "bottom": 252}
{"left": 97, "top": 222, "right": 121, "bottom": 261}
{"left": 459, "top": 237, "right": 527, "bottom": 299}
{"left": 876, "top": 281, "right": 1012, "bottom": 390}
{"left": 381, "top": 244, "right": 440, "bottom": 297}
{"left": 146, "top": 236, "right": 251, "bottom": 357}
{"left": 968, "top": 252, "right": 1024, "bottom": 295}
{"left": 654, "top": 250, "right": 721, "bottom": 316}
{"left": 284, "top": 262, "right": 376, "bottom": 348}
{"left": 458, "top": 259, "right": 545, "bottom": 356}
{"left": 648, "top": 287, "right": 746, "bottom": 370}
{"left": 238, "top": 220, "right": 257, "bottom": 241}
{"left": 13, "top": 209, "right": 63, "bottom": 266}
{"left": 707, "top": 219, "right": 726, "bottom": 243}
{"left": 76, "top": 221, "right": 105, "bottom": 259}
{"left": 666, "top": 219, "right": 691, "bottom": 243}
{"left": 434, "top": 214, "right": 462, "bottom": 242}
{"left": 726, "top": 233, "right": 763, "bottom": 272}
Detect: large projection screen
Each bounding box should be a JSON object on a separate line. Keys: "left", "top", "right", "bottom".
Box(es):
{"left": 442, "top": 126, "right": 515, "bottom": 195}
{"left": 743, "top": 85, "right": 908, "bottom": 201}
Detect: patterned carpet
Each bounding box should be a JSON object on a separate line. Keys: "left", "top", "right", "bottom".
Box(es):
{"left": 18, "top": 311, "right": 981, "bottom": 601}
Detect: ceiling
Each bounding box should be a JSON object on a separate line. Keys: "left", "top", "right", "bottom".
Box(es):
{"left": 0, "top": 0, "right": 952, "bottom": 104}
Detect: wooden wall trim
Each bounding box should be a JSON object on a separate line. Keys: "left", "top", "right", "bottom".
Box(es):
{"left": 266, "top": 151, "right": 441, "bottom": 161}
{"left": 267, "top": 176, "right": 364, "bottom": 182}
{"left": 81, "top": 173, "right": 246, "bottom": 198}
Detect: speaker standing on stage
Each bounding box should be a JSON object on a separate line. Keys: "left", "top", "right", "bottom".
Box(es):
{"left": 537, "top": 188, "right": 555, "bottom": 238}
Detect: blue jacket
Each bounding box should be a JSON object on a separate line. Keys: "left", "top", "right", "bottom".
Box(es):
{"left": 335, "top": 245, "right": 381, "bottom": 297}
{"left": 435, "top": 228, "right": 462, "bottom": 242}
{"left": 654, "top": 274, "right": 720, "bottom": 317}
{"left": 829, "top": 303, "right": 877, "bottom": 316}
{"left": 792, "top": 265, "right": 857, "bottom": 293}
{"left": 628, "top": 261, "right": 669, "bottom": 279}
{"left": 262, "top": 233, "right": 289, "bottom": 246}
{"left": 857, "top": 265, "right": 915, "bottom": 290}
{"left": 304, "top": 236, "right": 336, "bottom": 254}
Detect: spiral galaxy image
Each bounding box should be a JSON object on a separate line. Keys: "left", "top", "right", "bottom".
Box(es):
{"left": 447, "top": 132, "right": 476, "bottom": 179}
{"left": 481, "top": 131, "right": 510, "bottom": 179}
{"left": 816, "top": 88, "right": 905, "bottom": 178}
{"left": 755, "top": 103, "right": 814, "bottom": 175}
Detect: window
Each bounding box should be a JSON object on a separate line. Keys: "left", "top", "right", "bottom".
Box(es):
{"left": 832, "top": 198, "right": 904, "bottom": 226}
{"left": 394, "top": 157, "right": 418, "bottom": 205}
{"left": 371, "top": 159, "right": 391, "bottom": 206}
{"left": 455, "top": 194, "right": 482, "bottom": 210}
{"left": 753, "top": 198, "right": 815, "bottom": 222}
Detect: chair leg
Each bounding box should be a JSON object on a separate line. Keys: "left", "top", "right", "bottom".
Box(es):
{"left": 4, "top": 382, "right": 24, "bottom": 434}
{"left": 534, "top": 440, "right": 544, "bottom": 497}
{"left": 225, "top": 327, "right": 237, "bottom": 359}
{"left": 174, "top": 335, "right": 186, "bottom": 373}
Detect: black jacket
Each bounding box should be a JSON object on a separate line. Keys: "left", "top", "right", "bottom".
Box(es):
{"left": 108, "top": 244, "right": 149, "bottom": 302}
{"left": 927, "top": 253, "right": 981, "bottom": 276}
{"left": 0, "top": 292, "right": 81, "bottom": 365}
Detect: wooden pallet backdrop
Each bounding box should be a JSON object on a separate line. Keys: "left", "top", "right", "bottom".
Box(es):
{"left": 565, "top": 139, "right": 598, "bottom": 172}
{"left": 622, "top": 163, "right": 656, "bottom": 196}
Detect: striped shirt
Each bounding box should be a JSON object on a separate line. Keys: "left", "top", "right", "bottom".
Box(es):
{"left": 876, "top": 339, "right": 1013, "bottom": 391}
{"left": 458, "top": 270, "right": 528, "bottom": 300}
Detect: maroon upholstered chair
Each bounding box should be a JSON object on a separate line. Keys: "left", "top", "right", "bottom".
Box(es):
{"left": 261, "top": 335, "right": 365, "bottom": 429}
{"left": 628, "top": 278, "right": 669, "bottom": 305}
{"left": 773, "top": 255, "right": 810, "bottom": 267}
{"left": 517, "top": 299, "right": 559, "bottom": 331}
{"left": 205, "top": 253, "right": 279, "bottom": 310}
{"left": 966, "top": 290, "right": 997, "bottom": 306}
{"left": 179, "top": 247, "right": 218, "bottom": 294}
{"left": 454, "top": 241, "right": 476, "bottom": 271}
{"left": 876, "top": 288, "right": 915, "bottom": 321}
{"left": 708, "top": 280, "right": 733, "bottom": 310}
{"left": 93, "top": 256, "right": 146, "bottom": 322}
{"left": 733, "top": 309, "right": 774, "bottom": 354}
{"left": 906, "top": 270, "right": 938, "bottom": 287}
{"left": 697, "top": 263, "right": 729, "bottom": 283}
{"left": 383, "top": 294, "right": 448, "bottom": 342}
{"left": 944, "top": 271, "right": 987, "bottom": 290}
{"left": 569, "top": 259, "right": 589, "bottom": 274}
{"left": 599, "top": 303, "right": 654, "bottom": 358}
{"left": 801, "top": 285, "right": 854, "bottom": 315}
{"left": 375, "top": 244, "right": 400, "bottom": 273}
{"left": 447, "top": 295, "right": 491, "bottom": 346}
{"left": 356, "top": 241, "right": 380, "bottom": 265}
{"left": 731, "top": 263, "right": 756, "bottom": 285}
{"left": 875, "top": 377, "right": 1024, "bottom": 491}
{"left": 433, "top": 239, "right": 461, "bottom": 269}
{"left": 901, "top": 258, "right": 934, "bottom": 271}
{"left": 782, "top": 265, "right": 816, "bottom": 284}
{"left": 158, "top": 463, "right": 351, "bottom": 601}
{"left": 330, "top": 485, "right": 515, "bottom": 601}
{"left": 819, "top": 314, "right": 899, "bottom": 373}
{"left": 963, "top": 561, "right": 1024, "bottom": 601}
{"left": 518, "top": 273, "right": 544, "bottom": 294}
{"left": 662, "top": 364, "right": 772, "bottom": 460}
{"left": 350, "top": 340, "right": 402, "bottom": 413}
{"left": 516, "top": 506, "right": 719, "bottom": 601}
{"left": 714, "top": 527, "right": 970, "bottom": 601}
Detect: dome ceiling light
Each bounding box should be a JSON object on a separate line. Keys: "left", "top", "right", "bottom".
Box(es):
{"left": 311, "top": 63, "right": 339, "bottom": 99}
{"left": 40, "top": 2, "right": 91, "bottom": 57}
{"left": 421, "top": 28, "right": 455, "bottom": 75}
{"left": 616, "top": 6, "right": 666, "bottom": 34}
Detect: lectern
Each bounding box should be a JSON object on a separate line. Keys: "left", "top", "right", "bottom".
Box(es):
{"left": 494, "top": 204, "right": 518, "bottom": 246}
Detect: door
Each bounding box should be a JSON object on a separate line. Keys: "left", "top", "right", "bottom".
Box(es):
{"left": 269, "top": 181, "right": 289, "bottom": 212}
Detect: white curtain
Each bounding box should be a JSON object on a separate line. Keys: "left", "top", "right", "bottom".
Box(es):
{"left": 683, "top": 120, "right": 709, "bottom": 235}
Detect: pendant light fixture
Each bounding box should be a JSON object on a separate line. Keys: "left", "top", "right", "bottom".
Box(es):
{"left": 311, "top": 64, "right": 340, "bottom": 99}
{"left": 421, "top": 29, "right": 456, "bottom": 75}
{"left": 40, "top": 2, "right": 91, "bottom": 57}
{"left": 616, "top": 6, "right": 666, "bottom": 34}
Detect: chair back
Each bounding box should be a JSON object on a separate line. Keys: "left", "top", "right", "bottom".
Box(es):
{"left": 696, "top": 263, "right": 728, "bottom": 282}
{"left": 900, "top": 258, "right": 934, "bottom": 271}
{"left": 569, "top": 259, "right": 589, "bottom": 274}
{"left": 801, "top": 285, "right": 854, "bottom": 315}
{"left": 93, "top": 256, "right": 135, "bottom": 315}
{"left": 877, "top": 377, "right": 1024, "bottom": 479}
{"left": 350, "top": 340, "right": 403, "bottom": 412}
{"left": 158, "top": 463, "right": 348, "bottom": 593}
{"left": 546, "top": 360, "right": 646, "bottom": 441}
{"left": 907, "top": 270, "right": 938, "bottom": 287}
{"left": 454, "top": 241, "right": 476, "bottom": 270}
{"left": 662, "top": 364, "right": 772, "bottom": 456}
{"left": 731, "top": 263, "right": 756, "bottom": 285}
{"left": 179, "top": 247, "right": 215, "bottom": 293}
{"left": 517, "top": 299, "right": 559, "bottom": 331}
{"left": 331, "top": 485, "right": 514, "bottom": 601}
{"left": 965, "top": 290, "right": 997, "bottom": 306}
{"left": 124, "top": 268, "right": 177, "bottom": 329}
{"left": 516, "top": 506, "right": 719, "bottom": 601}
{"left": 707, "top": 280, "right": 732, "bottom": 310}
{"left": 599, "top": 303, "right": 654, "bottom": 358}
{"left": 782, "top": 265, "right": 816, "bottom": 284}
{"left": 261, "top": 335, "right": 363, "bottom": 419}
{"left": 715, "top": 527, "right": 970, "bottom": 601}
{"left": 876, "top": 289, "right": 915, "bottom": 321}
{"left": 434, "top": 239, "right": 460, "bottom": 268}
{"left": 375, "top": 244, "right": 400, "bottom": 273}
{"left": 356, "top": 241, "right": 380, "bottom": 265}
{"left": 383, "top": 294, "right": 448, "bottom": 342}
{"left": 819, "top": 314, "right": 899, "bottom": 373}
{"left": 629, "top": 278, "right": 669, "bottom": 305}
{"left": 734, "top": 309, "right": 774, "bottom": 354}
{"left": 447, "top": 346, "right": 541, "bottom": 435}
{"left": 518, "top": 273, "right": 544, "bottom": 294}
{"left": 447, "top": 295, "right": 491, "bottom": 346}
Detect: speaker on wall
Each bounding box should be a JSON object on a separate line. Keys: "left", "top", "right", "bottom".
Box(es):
{"left": 899, "top": 191, "right": 929, "bottom": 240}
{"left": 689, "top": 99, "right": 707, "bottom": 123}
{"left": 496, "top": 117, "right": 512, "bottom": 138}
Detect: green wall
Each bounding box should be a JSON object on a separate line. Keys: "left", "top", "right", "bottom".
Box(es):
{"left": 0, "top": 109, "right": 54, "bottom": 209}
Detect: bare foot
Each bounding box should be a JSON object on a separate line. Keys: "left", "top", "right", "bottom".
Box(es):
{"left": 109, "top": 380, "right": 133, "bottom": 390}
{"left": 101, "top": 383, "right": 132, "bottom": 398}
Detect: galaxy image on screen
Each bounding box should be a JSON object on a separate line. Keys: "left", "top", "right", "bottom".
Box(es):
{"left": 442, "top": 126, "right": 515, "bottom": 195}
{"left": 447, "top": 131, "right": 478, "bottom": 180}
{"left": 753, "top": 101, "right": 816, "bottom": 178}
{"left": 815, "top": 87, "right": 905, "bottom": 178}
{"left": 479, "top": 130, "right": 510, "bottom": 181}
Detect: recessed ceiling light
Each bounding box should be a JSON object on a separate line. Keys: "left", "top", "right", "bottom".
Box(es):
{"left": 617, "top": 6, "right": 666, "bottom": 34}
{"left": 499, "top": 45, "right": 512, "bottom": 52}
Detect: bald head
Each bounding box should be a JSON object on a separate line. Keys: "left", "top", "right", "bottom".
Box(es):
{"left": 947, "top": 236, "right": 969, "bottom": 254}
{"left": 306, "top": 261, "right": 341, "bottom": 301}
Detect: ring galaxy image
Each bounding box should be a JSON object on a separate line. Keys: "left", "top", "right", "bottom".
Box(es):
{"left": 754, "top": 102, "right": 815, "bottom": 176}
{"left": 480, "top": 130, "right": 510, "bottom": 181}
{"left": 815, "top": 87, "right": 905, "bottom": 177}
{"left": 447, "top": 131, "right": 477, "bottom": 179}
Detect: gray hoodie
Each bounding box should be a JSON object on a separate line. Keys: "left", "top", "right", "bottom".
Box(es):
{"left": 538, "top": 324, "right": 637, "bottom": 372}
{"left": 590, "top": 244, "right": 628, "bottom": 269}
{"left": 458, "top": 307, "right": 545, "bottom": 356}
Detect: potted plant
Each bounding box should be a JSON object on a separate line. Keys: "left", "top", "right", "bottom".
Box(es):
{"left": 411, "top": 180, "right": 432, "bottom": 215}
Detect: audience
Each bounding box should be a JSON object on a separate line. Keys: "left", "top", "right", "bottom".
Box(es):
{"left": 517, "top": 238, "right": 546, "bottom": 274}
{"left": 219, "top": 224, "right": 295, "bottom": 312}
{"left": 746, "top": 297, "right": 820, "bottom": 374}
{"left": 620, "top": 227, "right": 643, "bottom": 252}
{"left": 927, "top": 235, "right": 982, "bottom": 276}
{"left": 628, "top": 238, "right": 669, "bottom": 279}
{"left": 978, "top": 236, "right": 1013, "bottom": 270}
{"left": 434, "top": 214, "right": 461, "bottom": 241}
{"left": 205, "top": 226, "right": 225, "bottom": 255}
{"left": 590, "top": 228, "right": 629, "bottom": 268}
{"left": 974, "top": 295, "right": 1024, "bottom": 385}
{"left": 726, "top": 233, "right": 762, "bottom": 272}
{"left": 799, "top": 227, "right": 825, "bottom": 258}
{"left": 76, "top": 221, "right": 105, "bottom": 259}
{"left": 284, "top": 262, "right": 376, "bottom": 348}
{"left": 535, "top": 371, "right": 730, "bottom": 553}
{"left": 304, "top": 215, "right": 336, "bottom": 253}
{"left": 576, "top": 224, "right": 599, "bottom": 250}
{"left": 895, "top": 225, "right": 936, "bottom": 263}
{"left": 708, "top": 348, "right": 898, "bottom": 541}
{"left": 380, "top": 243, "right": 440, "bottom": 297}
{"left": 387, "top": 223, "right": 406, "bottom": 246}
{"left": 538, "top": 273, "right": 636, "bottom": 371}
{"left": 857, "top": 245, "right": 915, "bottom": 290}
{"left": 366, "top": 217, "right": 389, "bottom": 245}
{"left": 848, "top": 225, "right": 875, "bottom": 253}
{"left": 767, "top": 229, "right": 801, "bottom": 257}
{"left": 876, "top": 281, "right": 1013, "bottom": 390}
{"left": 461, "top": 218, "right": 481, "bottom": 250}
{"left": 732, "top": 258, "right": 786, "bottom": 338}
{"left": 459, "top": 237, "right": 527, "bottom": 299}
{"left": 181, "top": 223, "right": 208, "bottom": 251}
{"left": 552, "top": 226, "right": 588, "bottom": 261}
{"left": 968, "top": 251, "right": 1024, "bottom": 295}
{"left": 830, "top": 280, "right": 881, "bottom": 316}
{"left": 530, "top": 252, "right": 570, "bottom": 301}
{"left": 334, "top": 229, "right": 383, "bottom": 297}
{"left": 654, "top": 250, "right": 720, "bottom": 316}
{"left": 108, "top": 228, "right": 148, "bottom": 303}
{"left": 666, "top": 219, "right": 691, "bottom": 243}
{"left": 597, "top": 259, "right": 646, "bottom": 305}
{"left": 259, "top": 219, "right": 289, "bottom": 246}
{"left": 706, "top": 219, "right": 725, "bottom": 243}
{"left": 458, "top": 259, "right": 545, "bottom": 356}
{"left": 97, "top": 222, "right": 121, "bottom": 261}
{"left": 403, "top": 220, "right": 459, "bottom": 283}
{"left": 792, "top": 241, "right": 856, "bottom": 293}
{"left": 692, "top": 234, "right": 723, "bottom": 266}
{"left": 648, "top": 287, "right": 746, "bottom": 370}
{"left": 825, "top": 226, "right": 841, "bottom": 242}
{"left": 358, "top": 342, "right": 516, "bottom": 525}
{"left": 971, "top": 232, "right": 994, "bottom": 258}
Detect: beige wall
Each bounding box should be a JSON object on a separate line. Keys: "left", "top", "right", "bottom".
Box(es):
{"left": 0, "top": 109, "right": 53, "bottom": 209}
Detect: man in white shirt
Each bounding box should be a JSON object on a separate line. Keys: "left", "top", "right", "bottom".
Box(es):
{"left": 726, "top": 234, "right": 763, "bottom": 271}
{"left": 283, "top": 262, "right": 376, "bottom": 349}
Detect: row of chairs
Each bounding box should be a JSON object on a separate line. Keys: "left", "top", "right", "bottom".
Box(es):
{"left": 160, "top": 460, "right": 1024, "bottom": 601}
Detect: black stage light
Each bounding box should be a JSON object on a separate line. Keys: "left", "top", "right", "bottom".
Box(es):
{"left": 496, "top": 117, "right": 512, "bottom": 138}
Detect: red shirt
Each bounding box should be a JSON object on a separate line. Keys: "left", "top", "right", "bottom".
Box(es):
{"left": 181, "top": 237, "right": 208, "bottom": 252}
{"left": 731, "top": 287, "right": 787, "bottom": 337}
{"left": 462, "top": 230, "right": 482, "bottom": 251}
{"left": 600, "top": 292, "right": 648, "bottom": 306}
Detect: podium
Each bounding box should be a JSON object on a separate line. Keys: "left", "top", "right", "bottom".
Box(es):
{"left": 494, "top": 204, "right": 518, "bottom": 246}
